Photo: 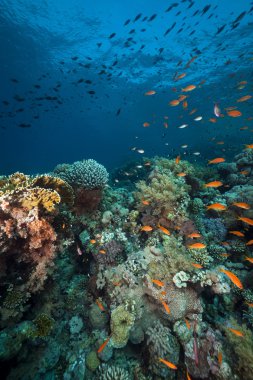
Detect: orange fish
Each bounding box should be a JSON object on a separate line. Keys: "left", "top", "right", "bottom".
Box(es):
{"left": 209, "top": 118, "right": 217, "bottom": 123}
{"left": 97, "top": 337, "right": 110, "bottom": 353}
{"left": 152, "top": 279, "right": 165, "bottom": 287}
{"left": 99, "top": 249, "right": 106, "bottom": 254}
{"left": 158, "top": 225, "right": 171, "bottom": 236}
{"left": 246, "top": 302, "right": 253, "bottom": 307}
{"left": 178, "top": 95, "right": 187, "bottom": 102}
{"left": 240, "top": 170, "right": 249, "bottom": 175}
{"left": 245, "top": 257, "right": 253, "bottom": 264}
{"left": 175, "top": 72, "right": 186, "bottom": 81}
{"left": 175, "top": 155, "right": 180, "bottom": 164}
{"left": 188, "top": 232, "right": 201, "bottom": 238}
{"left": 142, "top": 200, "right": 150, "bottom": 205}
{"left": 159, "top": 358, "right": 177, "bottom": 370}
{"left": 177, "top": 172, "right": 186, "bottom": 177}
{"left": 232, "top": 202, "right": 250, "bottom": 209}
{"left": 189, "top": 108, "right": 197, "bottom": 115}
{"left": 160, "top": 291, "right": 167, "bottom": 296}
{"left": 90, "top": 239, "right": 96, "bottom": 244}
{"left": 186, "top": 370, "right": 192, "bottom": 380}
{"left": 216, "top": 141, "right": 224, "bottom": 145}
{"left": 238, "top": 216, "right": 253, "bottom": 226}
{"left": 237, "top": 95, "right": 252, "bottom": 102}
{"left": 145, "top": 90, "right": 156, "bottom": 96}
{"left": 163, "top": 122, "right": 168, "bottom": 128}
{"left": 218, "top": 351, "right": 222, "bottom": 366}
{"left": 183, "top": 101, "right": 188, "bottom": 109}
{"left": 220, "top": 269, "right": 243, "bottom": 289}
{"left": 170, "top": 99, "right": 180, "bottom": 106}
{"left": 208, "top": 157, "right": 225, "bottom": 164}
{"left": 207, "top": 203, "right": 227, "bottom": 211}
{"left": 245, "top": 144, "right": 253, "bottom": 149}
{"left": 188, "top": 243, "right": 206, "bottom": 249}
{"left": 227, "top": 328, "right": 244, "bottom": 337}
{"left": 182, "top": 85, "right": 196, "bottom": 92}
{"left": 191, "top": 263, "right": 203, "bottom": 269}
{"left": 185, "top": 318, "right": 191, "bottom": 330}
{"left": 141, "top": 225, "right": 153, "bottom": 232}
{"left": 227, "top": 110, "right": 242, "bottom": 117}
{"left": 161, "top": 301, "right": 171, "bottom": 314}
{"left": 143, "top": 122, "right": 150, "bottom": 127}
{"left": 96, "top": 299, "right": 105, "bottom": 312}
{"left": 229, "top": 230, "right": 245, "bottom": 237}
{"left": 204, "top": 181, "right": 223, "bottom": 188}
{"left": 246, "top": 240, "right": 253, "bottom": 246}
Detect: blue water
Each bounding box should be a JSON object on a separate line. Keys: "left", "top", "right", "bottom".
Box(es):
{"left": 0, "top": 0, "right": 252, "bottom": 174}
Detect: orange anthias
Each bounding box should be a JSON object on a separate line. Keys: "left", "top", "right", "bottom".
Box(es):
{"left": 220, "top": 269, "right": 243, "bottom": 289}
{"left": 159, "top": 358, "right": 177, "bottom": 370}
{"left": 227, "top": 328, "right": 244, "bottom": 337}
{"left": 141, "top": 225, "right": 153, "bottom": 232}
{"left": 227, "top": 109, "right": 242, "bottom": 117}
{"left": 204, "top": 181, "right": 223, "bottom": 188}
{"left": 188, "top": 243, "right": 206, "bottom": 249}
{"left": 207, "top": 203, "right": 227, "bottom": 211}
{"left": 208, "top": 157, "right": 225, "bottom": 164}
{"left": 158, "top": 225, "right": 171, "bottom": 236}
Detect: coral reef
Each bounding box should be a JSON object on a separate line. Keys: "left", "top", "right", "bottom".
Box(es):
{"left": 0, "top": 153, "right": 253, "bottom": 380}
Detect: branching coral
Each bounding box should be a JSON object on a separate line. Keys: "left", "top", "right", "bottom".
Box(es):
{"left": 97, "top": 364, "right": 131, "bottom": 380}
{"left": 135, "top": 166, "right": 190, "bottom": 228}
{"left": 54, "top": 159, "right": 109, "bottom": 190}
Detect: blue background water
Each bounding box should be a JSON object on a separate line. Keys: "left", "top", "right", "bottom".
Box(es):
{"left": 0, "top": 0, "right": 252, "bottom": 174}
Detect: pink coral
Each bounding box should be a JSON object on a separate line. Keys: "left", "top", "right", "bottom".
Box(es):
{"left": 0, "top": 191, "right": 58, "bottom": 293}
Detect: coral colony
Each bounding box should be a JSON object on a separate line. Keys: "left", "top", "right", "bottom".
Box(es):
{"left": 1, "top": 150, "right": 253, "bottom": 379}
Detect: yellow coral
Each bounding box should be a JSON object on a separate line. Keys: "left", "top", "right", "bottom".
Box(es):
{"left": 110, "top": 305, "right": 135, "bottom": 348}
{"left": 0, "top": 172, "right": 32, "bottom": 194}
{"left": 21, "top": 187, "right": 61, "bottom": 212}
{"left": 32, "top": 175, "right": 74, "bottom": 206}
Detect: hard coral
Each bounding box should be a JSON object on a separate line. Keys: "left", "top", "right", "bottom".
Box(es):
{"left": 135, "top": 166, "right": 190, "bottom": 228}
{"left": 54, "top": 159, "right": 109, "bottom": 190}
{"left": 97, "top": 364, "right": 130, "bottom": 380}
{"left": 110, "top": 305, "right": 135, "bottom": 348}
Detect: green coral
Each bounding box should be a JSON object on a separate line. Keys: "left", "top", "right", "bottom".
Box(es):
{"left": 2, "top": 289, "right": 25, "bottom": 310}
{"left": 135, "top": 167, "right": 190, "bottom": 224}
{"left": 28, "top": 313, "right": 54, "bottom": 339}
{"left": 188, "top": 248, "right": 213, "bottom": 266}
{"left": 86, "top": 351, "right": 100, "bottom": 372}
{"left": 110, "top": 305, "right": 135, "bottom": 348}
{"left": 226, "top": 318, "right": 253, "bottom": 379}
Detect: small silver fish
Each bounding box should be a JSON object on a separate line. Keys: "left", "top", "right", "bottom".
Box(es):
{"left": 137, "top": 149, "right": 145, "bottom": 154}
{"left": 178, "top": 124, "right": 188, "bottom": 129}
{"left": 194, "top": 116, "right": 202, "bottom": 121}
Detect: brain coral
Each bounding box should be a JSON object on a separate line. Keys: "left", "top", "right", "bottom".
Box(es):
{"left": 54, "top": 159, "right": 109, "bottom": 189}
